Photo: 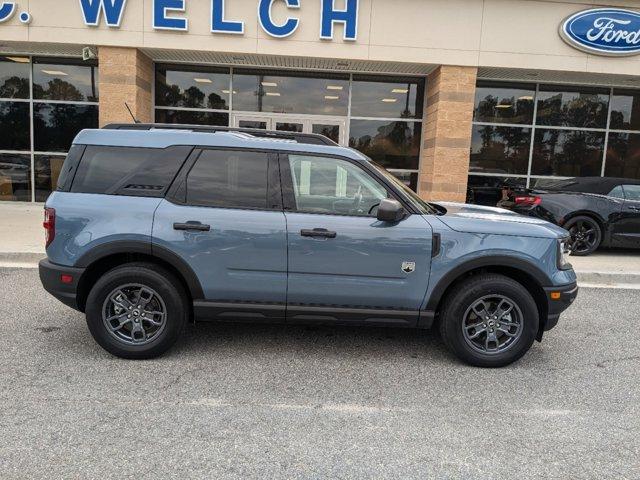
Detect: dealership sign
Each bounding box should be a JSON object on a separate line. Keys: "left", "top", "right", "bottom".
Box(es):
{"left": 0, "top": 0, "right": 359, "bottom": 40}
{"left": 560, "top": 8, "right": 640, "bottom": 56}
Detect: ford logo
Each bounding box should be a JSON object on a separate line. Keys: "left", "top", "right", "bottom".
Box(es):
{"left": 559, "top": 8, "right": 640, "bottom": 56}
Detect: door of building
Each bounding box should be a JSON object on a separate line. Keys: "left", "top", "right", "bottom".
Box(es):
{"left": 232, "top": 113, "right": 346, "bottom": 145}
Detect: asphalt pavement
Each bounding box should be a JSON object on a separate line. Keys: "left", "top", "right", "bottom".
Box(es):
{"left": 0, "top": 267, "right": 638, "bottom": 479}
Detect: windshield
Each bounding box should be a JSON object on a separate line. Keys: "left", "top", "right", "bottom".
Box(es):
{"left": 370, "top": 163, "right": 438, "bottom": 215}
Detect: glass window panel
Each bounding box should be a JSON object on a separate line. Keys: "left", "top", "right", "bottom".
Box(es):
{"left": 287, "top": 154, "right": 388, "bottom": 216}
{"left": 276, "top": 122, "right": 303, "bottom": 132}
{"left": 608, "top": 185, "right": 625, "bottom": 199}
{"left": 610, "top": 89, "right": 640, "bottom": 131}
{"left": 473, "top": 81, "right": 535, "bottom": 125}
{"left": 470, "top": 125, "right": 531, "bottom": 175}
{"left": 388, "top": 171, "right": 418, "bottom": 192}
{"left": 623, "top": 185, "right": 640, "bottom": 201}
{"left": 34, "top": 155, "right": 66, "bottom": 202}
{"left": 232, "top": 70, "right": 349, "bottom": 115}
{"left": 155, "top": 65, "right": 230, "bottom": 110}
{"left": 467, "top": 175, "right": 527, "bottom": 206}
{"left": 0, "top": 153, "right": 31, "bottom": 201}
{"left": 0, "top": 56, "right": 30, "bottom": 99}
{"left": 186, "top": 150, "right": 269, "bottom": 209}
{"left": 34, "top": 103, "right": 99, "bottom": 152}
{"left": 605, "top": 132, "right": 640, "bottom": 180}
{"left": 531, "top": 129, "right": 605, "bottom": 177}
{"left": 155, "top": 109, "right": 229, "bottom": 126}
{"left": 351, "top": 75, "right": 424, "bottom": 119}
{"left": 348, "top": 120, "right": 421, "bottom": 170}
{"left": 0, "top": 101, "right": 30, "bottom": 150}
{"left": 312, "top": 123, "right": 340, "bottom": 144}
{"left": 239, "top": 120, "right": 267, "bottom": 129}
{"left": 33, "top": 59, "right": 98, "bottom": 102}
{"left": 536, "top": 85, "right": 609, "bottom": 128}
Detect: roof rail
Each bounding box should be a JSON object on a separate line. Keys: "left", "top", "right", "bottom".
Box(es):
{"left": 102, "top": 123, "right": 339, "bottom": 146}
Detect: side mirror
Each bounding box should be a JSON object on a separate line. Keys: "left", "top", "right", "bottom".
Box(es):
{"left": 377, "top": 198, "right": 405, "bottom": 223}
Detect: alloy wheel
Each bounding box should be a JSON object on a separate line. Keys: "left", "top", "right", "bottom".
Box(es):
{"left": 462, "top": 295, "right": 524, "bottom": 355}
{"left": 101, "top": 284, "right": 167, "bottom": 346}
{"left": 568, "top": 219, "right": 599, "bottom": 254}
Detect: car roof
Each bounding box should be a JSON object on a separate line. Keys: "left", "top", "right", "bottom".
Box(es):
{"left": 533, "top": 176, "right": 640, "bottom": 195}
{"left": 73, "top": 128, "right": 369, "bottom": 162}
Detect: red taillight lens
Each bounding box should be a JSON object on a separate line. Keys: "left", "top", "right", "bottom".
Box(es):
{"left": 43, "top": 207, "right": 55, "bottom": 248}
{"left": 514, "top": 196, "right": 541, "bottom": 206}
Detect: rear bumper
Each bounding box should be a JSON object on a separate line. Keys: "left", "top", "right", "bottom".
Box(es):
{"left": 39, "top": 259, "right": 85, "bottom": 312}
{"left": 543, "top": 282, "right": 579, "bottom": 331}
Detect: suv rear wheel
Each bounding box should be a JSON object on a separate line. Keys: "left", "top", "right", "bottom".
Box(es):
{"left": 85, "top": 262, "right": 187, "bottom": 359}
{"left": 439, "top": 274, "right": 539, "bottom": 368}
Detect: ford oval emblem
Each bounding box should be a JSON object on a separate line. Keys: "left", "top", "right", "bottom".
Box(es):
{"left": 559, "top": 8, "right": 640, "bottom": 56}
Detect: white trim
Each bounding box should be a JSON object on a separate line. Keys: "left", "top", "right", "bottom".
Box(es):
{"left": 257, "top": 0, "right": 300, "bottom": 39}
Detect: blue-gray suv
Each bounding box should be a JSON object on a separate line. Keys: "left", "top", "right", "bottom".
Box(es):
{"left": 39, "top": 124, "right": 578, "bottom": 367}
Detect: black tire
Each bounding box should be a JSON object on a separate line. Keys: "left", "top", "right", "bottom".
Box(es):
{"left": 439, "top": 274, "right": 539, "bottom": 368}
{"left": 85, "top": 262, "right": 188, "bottom": 359}
{"left": 564, "top": 215, "right": 602, "bottom": 256}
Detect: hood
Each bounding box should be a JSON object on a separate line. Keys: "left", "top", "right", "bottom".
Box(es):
{"left": 433, "top": 202, "right": 569, "bottom": 239}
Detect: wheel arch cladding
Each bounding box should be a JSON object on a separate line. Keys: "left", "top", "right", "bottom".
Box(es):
{"left": 427, "top": 257, "right": 549, "bottom": 337}
{"left": 75, "top": 241, "right": 204, "bottom": 312}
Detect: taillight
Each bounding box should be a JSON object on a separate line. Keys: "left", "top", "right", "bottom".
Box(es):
{"left": 514, "top": 196, "right": 541, "bottom": 206}
{"left": 44, "top": 207, "right": 55, "bottom": 248}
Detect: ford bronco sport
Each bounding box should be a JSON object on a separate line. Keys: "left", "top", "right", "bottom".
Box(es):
{"left": 39, "top": 124, "right": 578, "bottom": 367}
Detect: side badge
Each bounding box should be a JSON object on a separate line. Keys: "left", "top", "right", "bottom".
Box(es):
{"left": 401, "top": 261, "right": 416, "bottom": 274}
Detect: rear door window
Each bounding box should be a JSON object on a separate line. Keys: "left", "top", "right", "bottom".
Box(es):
{"left": 185, "top": 149, "right": 269, "bottom": 209}
{"left": 71, "top": 145, "right": 192, "bottom": 197}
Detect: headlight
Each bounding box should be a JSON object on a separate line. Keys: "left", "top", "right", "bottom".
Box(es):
{"left": 557, "top": 238, "right": 572, "bottom": 270}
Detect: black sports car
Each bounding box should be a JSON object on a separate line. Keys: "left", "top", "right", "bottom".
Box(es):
{"left": 497, "top": 177, "right": 640, "bottom": 256}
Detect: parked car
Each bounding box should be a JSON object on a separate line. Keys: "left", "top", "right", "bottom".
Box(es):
{"left": 39, "top": 124, "right": 577, "bottom": 368}
{"left": 498, "top": 177, "right": 640, "bottom": 256}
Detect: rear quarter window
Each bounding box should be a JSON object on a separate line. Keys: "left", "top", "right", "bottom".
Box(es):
{"left": 70, "top": 145, "right": 192, "bottom": 197}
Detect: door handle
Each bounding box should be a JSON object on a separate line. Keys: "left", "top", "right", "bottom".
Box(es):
{"left": 300, "top": 228, "right": 337, "bottom": 239}
{"left": 173, "top": 221, "right": 211, "bottom": 232}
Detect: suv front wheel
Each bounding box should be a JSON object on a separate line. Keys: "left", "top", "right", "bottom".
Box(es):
{"left": 439, "top": 274, "right": 539, "bottom": 368}
{"left": 85, "top": 263, "right": 187, "bottom": 359}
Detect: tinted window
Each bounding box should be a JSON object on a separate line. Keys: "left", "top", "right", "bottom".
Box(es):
{"left": 71, "top": 146, "right": 191, "bottom": 196}
{"left": 351, "top": 75, "right": 424, "bottom": 119}
{"left": 610, "top": 89, "right": 640, "bottom": 131}
{"left": 624, "top": 185, "right": 640, "bottom": 202}
{"left": 34, "top": 103, "right": 99, "bottom": 152}
{"left": 233, "top": 70, "right": 349, "bottom": 116}
{"left": 155, "top": 65, "right": 230, "bottom": 110}
{"left": 0, "top": 153, "right": 31, "bottom": 201}
{"left": 348, "top": 120, "right": 421, "bottom": 170}
{"left": 155, "top": 109, "right": 229, "bottom": 126}
{"left": 0, "top": 56, "right": 29, "bottom": 99}
{"left": 536, "top": 85, "right": 609, "bottom": 128}
{"left": 287, "top": 155, "right": 388, "bottom": 216}
{"left": 605, "top": 132, "right": 640, "bottom": 179}
{"left": 0, "top": 101, "right": 30, "bottom": 150}
{"left": 33, "top": 59, "right": 98, "bottom": 102}
{"left": 186, "top": 150, "right": 269, "bottom": 208}
{"left": 473, "top": 82, "right": 535, "bottom": 125}
{"left": 470, "top": 125, "right": 531, "bottom": 175}
{"left": 531, "top": 129, "right": 605, "bottom": 176}
{"left": 35, "top": 155, "right": 66, "bottom": 202}
{"left": 55, "top": 145, "right": 85, "bottom": 192}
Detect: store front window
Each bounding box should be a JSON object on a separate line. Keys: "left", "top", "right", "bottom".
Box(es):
{"left": 469, "top": 81, "right": 640, "bottom": 205}
{"left": 154, "top": 66, "right": 425, "bottom": 190}
{"left": 0, "top": 56, "right": 99, "bottom": 202}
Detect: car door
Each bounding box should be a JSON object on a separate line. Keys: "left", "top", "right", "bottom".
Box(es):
{"left": 280, "top": 153, "right": 433, "bottom": 326}
{"left": 612, "top": 185, "right": 640, "bottom": 248}
{"left": 152, "top": 148, "right": 287, "bottom": 321}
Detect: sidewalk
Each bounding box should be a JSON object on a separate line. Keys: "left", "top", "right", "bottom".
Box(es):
{"left": 0, "top": 202, "right": 639, "bottom": 286}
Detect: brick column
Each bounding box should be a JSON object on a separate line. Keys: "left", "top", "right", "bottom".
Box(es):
{"left": 418, "top": 65, "right": 477, "bottom": 202}
{"left": 98, "top": 47, "right": 153, "bottom": 126}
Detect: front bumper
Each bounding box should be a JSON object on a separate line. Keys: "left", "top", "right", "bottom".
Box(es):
{"left": 542, "top": 282, "right": 579, "bottom": 332}
{"left": 39, "top": 259, "right": 85, "bottom": 311}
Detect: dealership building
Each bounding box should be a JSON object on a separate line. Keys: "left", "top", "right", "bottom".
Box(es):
{"left": 0, "top": 0, "right": 639, "bottom": 203}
